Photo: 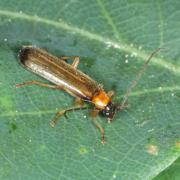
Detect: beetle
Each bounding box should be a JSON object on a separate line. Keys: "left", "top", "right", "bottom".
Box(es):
{"left": 16, "top": 46, "right": 161, "bottom": 143}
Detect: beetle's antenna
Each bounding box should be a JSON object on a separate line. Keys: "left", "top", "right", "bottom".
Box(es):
{"left": 119, "top": 48, "right": 163, "bottom": 109}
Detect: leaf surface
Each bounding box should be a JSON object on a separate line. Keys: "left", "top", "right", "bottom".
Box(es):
{"left": 0, "top": 0, "right": 179, "bottom": 179}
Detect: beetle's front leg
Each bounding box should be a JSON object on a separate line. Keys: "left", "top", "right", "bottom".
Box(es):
{"left": 93, "top": 118, "right": 106, "bottom": 144}
{"left": 107, "top": 90, "right": 115, "bottom": 98}
{"left": 91, "top": 109, "right": 106, "bottom": 144}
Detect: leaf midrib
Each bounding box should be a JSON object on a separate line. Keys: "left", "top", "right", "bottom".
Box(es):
{"left": 0, "top": 9, "right": 179, "bottom": 74}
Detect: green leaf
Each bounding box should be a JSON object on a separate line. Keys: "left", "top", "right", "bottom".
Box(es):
{"left": 0, "top": 0, "right": 179, "bottom": 179}
{"left": 153, "top": 157, "right": 180, "bottom": 180}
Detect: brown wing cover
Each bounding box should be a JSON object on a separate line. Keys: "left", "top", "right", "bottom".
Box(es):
{"left": 19, "top": 46, "right": 101, "bottom": 100}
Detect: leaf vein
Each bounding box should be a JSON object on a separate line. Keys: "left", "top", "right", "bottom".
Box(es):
{"left": 0, "top": 10, "right": 179, "bottom": 74}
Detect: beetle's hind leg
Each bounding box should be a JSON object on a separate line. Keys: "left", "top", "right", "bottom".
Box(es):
{"left": 60, "top": 56, "right": 80, "bottom": 69}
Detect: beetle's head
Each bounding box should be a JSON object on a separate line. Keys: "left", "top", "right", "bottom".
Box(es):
{"left": 101, "top": 102, "right": 117, "bottom": 122}
{"left": 101, "top": 101, "right": 128, "bottom": 122}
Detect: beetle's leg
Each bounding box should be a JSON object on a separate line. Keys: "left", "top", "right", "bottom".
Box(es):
{"left": 92, "top": 109, "right": 99, "bottom": 119}
{"left": 107, "top": 90, "right": 115, "bottom": 98}
{"left": 75, "top": 98, "right": 84, "bottom": 107}
{"left": 60, "top": 56, "right": 80, "bottom": 69}
{"left": 50, "top": 109, "right": 67, "bottom": 127}
{"left": 50, "top": 106, "right": 88, "bottom": 127}
{"left": 93, "top": 118, "right": 106, "bottom": 144}
{"left": 16, "top": 80, "right": 63, "bottom": 90}
{"left": 91, "top": 109, "right": 106, "bottom": 144}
